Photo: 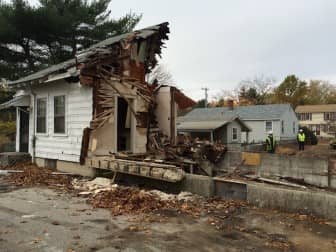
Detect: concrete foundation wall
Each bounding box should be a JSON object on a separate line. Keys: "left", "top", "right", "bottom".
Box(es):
{"left": 214, "top": 179, "right": 247, "bottom": 200}
{"left": 247, "top": 183, "right": 336, "bottom": 220}
{"left": 180, "top": 174, "right": 214, "bottom": 197}
{"left": 215, "top": 151, "right": 257, "bottom": 175}
{"left": 218, "top": 151, "right": 242, "bottom": 172}
{"left": 34, "top": 157, "right": 95, "bottom": 177}
{"left": 211, "top": 179, "right": 336, "bottom": 220}
{"left": 35, "top": 157, "right": 45, "bottom": 168}
{"left": 259, "top": 153, "right": 330, "bottom": 188}
{"left": 57, "top": 160, "right": 96, "bottom": 177}
{"left": 218, "top": 151, "right": 335, "bottom": 189}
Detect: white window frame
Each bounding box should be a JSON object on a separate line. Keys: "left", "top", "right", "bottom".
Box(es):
{"left": 265, "top": 120, "right": 273, "bottom": 132}
{"left": 53, "top": 94, "right": 68, "bottom": 136}
{"left": 35, "top": 96, "right": 48, "bottom": 135}
{"left": 232, "top": 127, "right": 238, "bottom": 142}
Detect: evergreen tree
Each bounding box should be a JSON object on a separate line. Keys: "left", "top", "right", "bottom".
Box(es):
{"left": 0, "top": 0, "right": 141, "bottom": 80}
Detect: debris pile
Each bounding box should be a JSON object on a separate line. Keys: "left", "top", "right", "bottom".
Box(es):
{"left": 88, "top": 184, "right": 246, "bottom": 221}
{"left": 149, "top": 190, "right": 196, "bottom": 202}
{"left": 3, "top": 162, "right": 73, "bottom": 190}
{"left": 173, "top": 140, "right": 227, "bottom": 164}
{"left": 72, "top": 177, "right": 118, "bottom": 195}
{"left": 129, "top": 133, "right": 228, "bottom": 177}
{"left": 149, "top": 133, "right": 227, "bottom": 165}
{"left": 89, "top": 187, "right": 170, "bottom": 216}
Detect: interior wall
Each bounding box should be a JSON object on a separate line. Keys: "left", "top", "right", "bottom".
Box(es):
{"left": 154, "top": 86, "right": 172, "bottom": 137}
{"left": 88, "top": 81, "right": 148, "bottom": 155}
{"left": 88, "top": 115, "right": 116, "bottom": 155}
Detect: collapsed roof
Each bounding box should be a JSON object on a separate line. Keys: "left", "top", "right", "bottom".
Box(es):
{"left": 8, "top": 23, "right": 170, "bottom": 88}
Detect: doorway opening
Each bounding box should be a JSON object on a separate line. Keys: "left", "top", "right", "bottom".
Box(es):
{"left": 19, "top": 107, "right": 29, "bottom": 152}
{"left": 117, "top": 97, "right": 132, "bottom": 152}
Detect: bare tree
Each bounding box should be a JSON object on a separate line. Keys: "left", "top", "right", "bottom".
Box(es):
{"left": 239, "top": 75, "right": 276, "bottom": 97}
{"left": 211, "top": 75, "right": 276, "bottom": 107}
{"left": 148, "top": 65, "right": 175, "bottom": 86}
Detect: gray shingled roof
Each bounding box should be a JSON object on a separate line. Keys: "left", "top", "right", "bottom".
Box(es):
{"left": 177, "top": 113, "right": 251, "bottom": 131}
{"left": 181, "top": 104, "right": 292, "bottom": 121}
{"left": 177, "top": 121, "right": 230, "bottom": 131}
{"left": 8, "top": 59, "right": 76, "bottom": 87}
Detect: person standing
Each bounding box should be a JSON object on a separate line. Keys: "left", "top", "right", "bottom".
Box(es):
{"left": 297, "top": 129, "right": 306, "bottom": 151}
{"left": 266, "top": 131, "right": 276, "bottom": 153}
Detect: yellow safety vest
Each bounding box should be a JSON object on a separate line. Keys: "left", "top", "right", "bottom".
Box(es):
{"left": 298, "top": 133, "right": 305, "bottom": 142}
{"left": 266, "top": 136, "right": 276, "bottom": 151}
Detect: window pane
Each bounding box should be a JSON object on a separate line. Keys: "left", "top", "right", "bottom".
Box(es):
{"left": 54, "top": 116, "right": 65, "bottom": 133}
{"left": 54, "top": 96, "right": 65, "bottom": 133}
{"left": 37, "top": 117, "right": 46, "bottom": 133}
{"left": 36, "top": 98, "right": 47, "bottom": 133}
{"left": 54, "top": 96, "right": 65, "bottom": 116}
{"left": 265, "top": 121, "right": 272, "bottom": 131}
{"left": 232, "top": 128, "right": 238, "bottom": 140}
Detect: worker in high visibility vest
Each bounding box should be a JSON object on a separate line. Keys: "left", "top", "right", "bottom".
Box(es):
{"left": 297, "top": 129, "right": 306, "bottom": 151}
{"left": 266, "top": 131, "right": 276, "bottom": 153}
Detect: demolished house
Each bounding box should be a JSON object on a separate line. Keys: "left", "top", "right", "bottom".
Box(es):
{"left": 1, "top": 23, "right": 224, "bottom": 182}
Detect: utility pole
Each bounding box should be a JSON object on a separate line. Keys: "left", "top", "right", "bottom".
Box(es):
{"left": 201, "top": 87, "right": 209, "bottom": 108}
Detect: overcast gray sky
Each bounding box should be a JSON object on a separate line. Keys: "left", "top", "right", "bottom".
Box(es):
{"left": 109, "top": 0, "right": 336, "bottom": 100}
{"left": 27, "top": 0, "right": 336, "bottom": 100}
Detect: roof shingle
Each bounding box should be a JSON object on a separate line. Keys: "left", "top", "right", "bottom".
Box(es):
{"left": 180, "top": 104, "right": 291, "bottom": 121}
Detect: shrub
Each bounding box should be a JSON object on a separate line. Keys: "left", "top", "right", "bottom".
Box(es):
{"left": 0, "top": 121, "right": 16, "bottom": 137}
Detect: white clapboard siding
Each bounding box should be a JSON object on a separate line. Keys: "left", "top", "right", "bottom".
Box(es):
{"left": 29, "top": 80, "right": 92, "bottom": 163}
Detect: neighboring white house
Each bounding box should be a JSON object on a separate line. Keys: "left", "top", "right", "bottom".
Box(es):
{"left": 179, "top": 104, "right": 298, "bottom": 143}
{"left": 295, "top": 104, "right": 336, "bottom": 137}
